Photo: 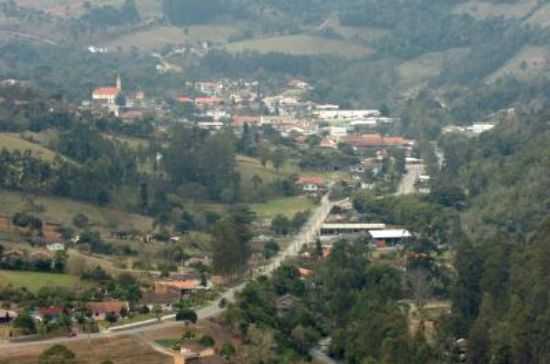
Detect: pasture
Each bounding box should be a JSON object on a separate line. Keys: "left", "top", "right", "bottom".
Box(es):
{"left": 0, "top": 270, "right": 87, "bottom": 293}
{"left": 225, "top": 34, "right": 373, "bottom": 58}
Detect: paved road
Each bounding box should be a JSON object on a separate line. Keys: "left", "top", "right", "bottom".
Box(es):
{"left": 396, "top": 163, "right": 424, "bottom": 195}
{"left": 0, "top": 195, "right": 339, "bottom": 350}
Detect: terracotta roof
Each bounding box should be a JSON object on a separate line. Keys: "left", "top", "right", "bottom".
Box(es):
{"left": 178, "top": 96, "right": 193, "bottom": 103}
{"left": 93, "top": 87, "right": 120, "bottom": 97}
{"left": 342, "top": 134, "right": 411, "bottom": 147}
{"left": 86, "top": 301, "right": 128, "bottom": 314}
{"left": 156, "top": 279, "right": 200, "bottom": 290}
{"left": 232, "top": 115, "right": 262, "bottom": 127}
{"left": 195, "top": 96, "right": 222, "bottom": 105}
{"left": 298, "top": 267, "right": 313, "bottom": 277}
{"left": 141, "top": 291, "right": 180, "bottom": 304}
{"left": 38, "top": 306, "right": 64, "bottom": 317}
{"left": 296, "top": 176, "right": 325, "bottom": 186}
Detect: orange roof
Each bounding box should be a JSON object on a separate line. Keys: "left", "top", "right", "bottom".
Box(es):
{"left": 86, "top": 301, "right": 127, "bottom": 314}
{"left": 93, "top": 87, "right": 119, "bottom": 97}
{"left": 342, "top": 134, "right": 410, "bottom": 148}
{"left": 178, "top": 96, "right": 193, "bottom": 103}
{"left": 298, "top": 267, "right": 313, "bottom": 277}
{"left": 195, "top": 96, "right": 222, "bottom": 105}
{"left": 232, "top": 115, "right": 262, "bottom": 127}
{"left": 297, "top": 176, "right": 325, "bottom": 186}
{"left": 157, "top": 279, "right": 200, "bottom": 290}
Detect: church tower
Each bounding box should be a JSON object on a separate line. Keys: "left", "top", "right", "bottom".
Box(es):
{"left": 116, "top": 74, "right": 122, "bottom": 91}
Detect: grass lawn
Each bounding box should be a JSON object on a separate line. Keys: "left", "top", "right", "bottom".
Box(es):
{"left": 103, "top": 25, "right": 241, "bottom": 51}
{"left": 237, "top": 155, "right": 296, "bottom": 189}
{"left": 452, "top": 0, "right": 538, "bottom": 19}
{"left": 0, "top": 133, "right": 60, "bottom": 162}
{"left": 486, "top": 46, "right": 550, "bottom": 83}
{"left": 252, "top": 196, "right": 316, "bottom": 219}
{"left": 398, "top": 48, "right": 469, "bottom": 92}
{"left": 0, "top": 335, "right": 173, "bottom": 364}
{"left": 0, "top": 270, "right": 88, "bottom": 293}
{"left": 155, "top": 338, "right": 180, "bottom": 349}
{"left": 0, "top": 190, "right": 153, "bottom": 232}
{"left": 225, "top": 34, "right": 373, "bottom": 58}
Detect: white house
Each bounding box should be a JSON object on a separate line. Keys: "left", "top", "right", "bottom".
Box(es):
{"left": 46, "top": 243, "right": 65, "bottom": 252}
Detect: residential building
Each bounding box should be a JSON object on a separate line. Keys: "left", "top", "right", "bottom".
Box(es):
{"left": 86, "top": 300, "right": 128, "bottom": 321}
{"left": 296, "top": 176, "right": 325, "bottom": 193}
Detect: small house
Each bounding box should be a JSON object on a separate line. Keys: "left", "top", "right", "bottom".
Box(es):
{"left": 296, "top": 176, "right": 325, "bottom": 193}
{"left": 86, "top": 300, "right": 128, "bottom": 321}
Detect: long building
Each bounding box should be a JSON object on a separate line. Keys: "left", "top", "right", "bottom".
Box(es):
{"left": 320, "top": 223, "right": 386, "bottom": 236}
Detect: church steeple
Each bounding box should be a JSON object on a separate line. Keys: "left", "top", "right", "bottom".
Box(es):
{"left": 116, "top": 74, "right": 122, "bottom": 91}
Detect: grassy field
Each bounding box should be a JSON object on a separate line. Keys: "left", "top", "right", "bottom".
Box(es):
{"left": 103, "top": 25, "right": 240, "bottom": 51}
{"left": 252, "top": 196, "right": 316, "bottom": 219}
{"left": 398, "top": 48, "right": 469, "bottom": 92}
{"left": 238, "top": 155, "right": 295, "bottom": 184}
{"left": 0, "top": 335, "right": 172, "bottom": 364}
{"left": 0, "top": 270, "right": 88, "bottom": 293}
{"left": 14, "top": 0, "right": 161, "bottom": 18}
{"left": 225, "top": 34, "right": 373, "bottom": 58}
{"left": 0, "top": 190, "right": 153, "bottom": 232}
{"left": 0, "top": 133, "right": 60, "bottom": 162}
{"left": 526, "top": 3, "right": 550, "bottom": 29}
{"left": 452, "top": 0, "right": 538, "bottom": 19}
{"left": 486, "top": 46, "right": 550, "bottom": 83}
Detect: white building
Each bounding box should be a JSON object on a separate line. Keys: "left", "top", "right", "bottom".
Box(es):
{"left": 315, "top": 109, "right": 381, "bottom": 121}
{"left": 47, "top": 243, "right": 65, "bottom": 252}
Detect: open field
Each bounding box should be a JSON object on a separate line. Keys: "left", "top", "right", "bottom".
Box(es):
{"left": 332, "top": 24, "right": 389, "bottom": 43}
{"left": 252, "top": 196, "right": 316, "bottom": 219}
{"left": 102, "top": 25, "right": 241, "bottom": 51}
{"left": 398, "top": 48, "right": 469, "bottom": 91}
{"left": 0, "top": 190, "right": 153, "bottom": 232}
{"left": 452, "top": 0, "right": 538, "bottom": 19}
{"left": 486, "top": 46, "right": 550, "bottom": 83}
{"left": 0, "top": 270, "right": 88, "bottom": 293}
{"left": 238, "top": 155, "right": 295, "bottom": 183}
{"left": 0, "top": 335, "right": 171, "bottom": 364}
{"left": 526, "top": 3, "right": 550, "bottom": 29}
{"left": 0, "top": 133, "right": 60, "bottom": 162}
{"left": 14, "top": 0, "right": 161, "bottom": 18}
{"left": 225, "top": 34, "right": 373, "bottom": 58}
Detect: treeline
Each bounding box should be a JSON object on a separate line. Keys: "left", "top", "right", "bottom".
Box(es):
{"left": 78, "top": 0, "right": 140, "bottom": 27}
{"left": 437, "top": 107, "right": 550, "bottom": 240}
{"left": 447, "top": 220, "right": 550, "bottom": 364}
{"left": 162, "top": 125, "right": 240, "bottom": 202}
{"left": 161, "top": 0, "right": 223, "bottom": 25}
{"left": 223, "top": 239, "right": 436, "bottom": 363}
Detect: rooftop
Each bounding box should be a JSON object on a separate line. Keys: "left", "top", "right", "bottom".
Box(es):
{"left": 369, "top": 229, "right": 412, "bottom": 239}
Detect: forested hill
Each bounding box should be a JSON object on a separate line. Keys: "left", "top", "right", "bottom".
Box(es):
{"left": 436, "top": 107, "right": 550, "bottom": 241}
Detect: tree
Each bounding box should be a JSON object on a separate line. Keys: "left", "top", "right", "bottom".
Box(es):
{"left": 38, "top": 345, "right": 76, "bottom": 364}
{"left": 176, "top": 308, "right": 197, "bottom": 323}
{"left": 12, "top": 312, "right": 36, "bottom": 334}
{"left": 251, "top": 174, "right": 263, "bottom": 190}
{"left": 271, "top": 214, "right": 291, "bottom": 235}
{"left": 263, "top": 240, "right": 280, "bottom": 259}
{"left": 72, "top": 213, "right": 89, "bottom": 228}
{"left": 258, "top": 144, "right": 271, "bottom": 167}
{"left": 199, "top": 335, "right": 215, "bottom": 347}
{"left": 105, "top": 312, "right": 118, "bottom": 324}
{"left": 271, "top": 148, "right": 287, "bottom": 171}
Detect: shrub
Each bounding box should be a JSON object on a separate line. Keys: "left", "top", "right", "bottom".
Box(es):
{"left": 175, "top": 309, "right": 197, "bottom": 323}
